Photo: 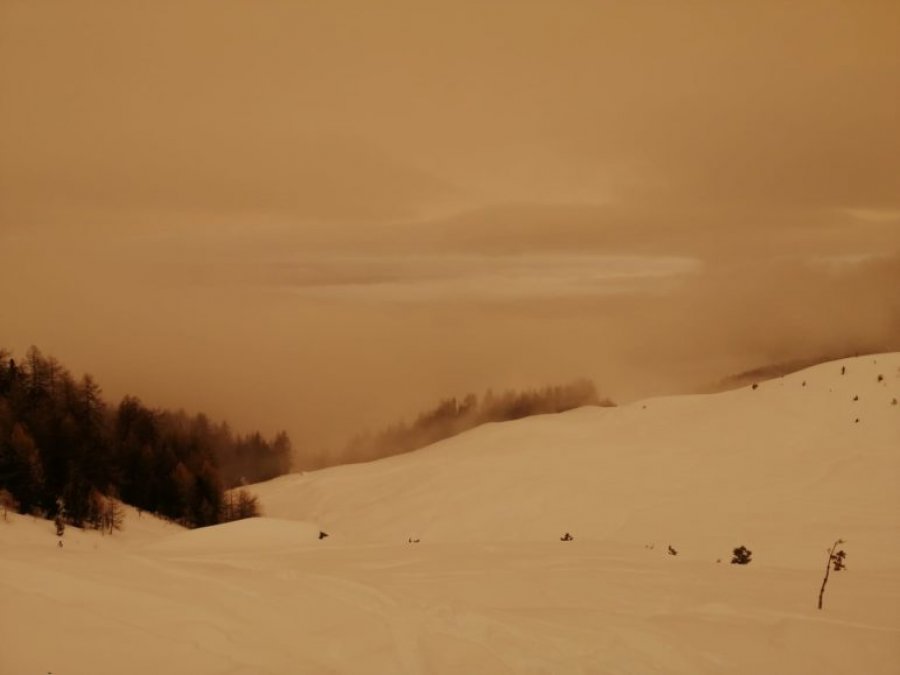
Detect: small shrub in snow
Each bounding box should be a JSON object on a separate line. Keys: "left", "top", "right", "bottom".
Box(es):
{"left": 731, "top": 546, "right": 752, "bottom": 565}
{"left": 818, "top": 539, "right": 846, "bottom": 609}
{"left": 54, "top": 497, "right": 65, "bottom": 537}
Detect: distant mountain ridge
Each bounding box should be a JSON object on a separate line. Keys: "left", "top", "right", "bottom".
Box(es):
{"left": 710, "top": 348, "right": 889, "bottom": 391}
{"left": 252, "top": 353, "right": 900, "bottom": 567}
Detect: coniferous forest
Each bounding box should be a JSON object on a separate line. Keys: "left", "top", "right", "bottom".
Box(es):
{"left": 0, "top": 347, "right": 290, "bottom": 528}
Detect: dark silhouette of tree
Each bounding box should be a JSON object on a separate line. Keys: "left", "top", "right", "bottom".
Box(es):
{"left": 221, "top": 488, "right": 260, "bottom": 521}
{"left": 54, "top": 497, "right": 65, "bottom": 537}
{"left": 2, "top": 424, "right": 45, "bottom": 514}
{"left": 0, "top": 487, "right": 17, "bottom": 520}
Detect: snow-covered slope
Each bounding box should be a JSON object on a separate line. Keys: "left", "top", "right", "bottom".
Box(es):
{"left": 1, "top": 354, "right": 897, "bottom": 674}
{"left": 255, "top": 353, "right": 900, "bottom": 566}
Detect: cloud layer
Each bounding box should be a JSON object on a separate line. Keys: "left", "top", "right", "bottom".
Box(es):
{"left": 1, "top": 1, "right": 898, "bottom": 455}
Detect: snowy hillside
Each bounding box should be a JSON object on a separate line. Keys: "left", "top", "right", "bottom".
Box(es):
{"left": 1, "top": 354, "right": 898, "bottom": 674}
{"left": 255, "top": 353, "right": 900, "bottom": 566}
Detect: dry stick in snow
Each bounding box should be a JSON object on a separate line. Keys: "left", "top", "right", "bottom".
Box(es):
{"left": 818, "top": 538, "right": 845, "bottom": 610}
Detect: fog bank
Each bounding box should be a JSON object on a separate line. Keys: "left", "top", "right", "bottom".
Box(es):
{"left": 1, "top": 1, "right": 898, "bottom": 459}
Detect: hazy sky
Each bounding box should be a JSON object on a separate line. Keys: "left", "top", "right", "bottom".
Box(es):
{"left": 1, "top": 1, "right": 898, "bottom": 458}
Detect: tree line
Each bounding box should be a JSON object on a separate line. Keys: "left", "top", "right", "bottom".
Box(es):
{"left": 0, "top": 347, "right": 289, "bottom": 529}
{"left": 336, "top": 379, "right": 612, "bottom": 466}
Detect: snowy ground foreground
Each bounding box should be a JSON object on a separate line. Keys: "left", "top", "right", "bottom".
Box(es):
{"left": 2, "top": 355, "right": 898, "bottom": 674}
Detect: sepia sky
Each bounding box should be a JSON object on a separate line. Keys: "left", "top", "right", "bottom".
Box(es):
{"left": 1, "top": 1, "right": 898, "bottom": 457}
